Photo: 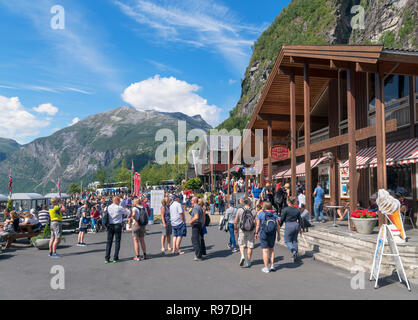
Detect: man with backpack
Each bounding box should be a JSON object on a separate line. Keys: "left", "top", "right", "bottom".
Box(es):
{"left": 129, "top": 198, "right": 149, "bottom": 261}
{"left": 255, "top": 201, "right": 280, "bottom": 273}
{"left": 234, "top": 199, "right": 257, "bottom": 268}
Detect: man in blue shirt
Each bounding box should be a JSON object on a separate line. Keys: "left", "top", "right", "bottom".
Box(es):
{"left": 313, "top": 183, "right": 325, "bottom": 223}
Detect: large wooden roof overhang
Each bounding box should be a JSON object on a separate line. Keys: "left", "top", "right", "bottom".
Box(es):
{"left": 236, "top": 45, "right": 418, "bottom": 165}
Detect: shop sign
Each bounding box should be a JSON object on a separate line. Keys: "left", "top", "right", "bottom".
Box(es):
{"left": 270, "top": 145, "right": 289, "bottom": 161}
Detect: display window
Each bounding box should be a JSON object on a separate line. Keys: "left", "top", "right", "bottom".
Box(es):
{"left": 369, "top": 165, "right": 413, "bottom": 199}
{"left": 318, "top": 164, "right": 330, "bottom": 196}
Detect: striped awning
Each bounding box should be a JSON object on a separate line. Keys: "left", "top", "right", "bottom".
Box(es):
{"left": 273, "top": 157, "right": 327, "bottom": 179}
{"left": 341, "top": 138, "right": 418, "bottom": 169}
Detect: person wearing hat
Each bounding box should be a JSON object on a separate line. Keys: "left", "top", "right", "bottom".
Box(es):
{"left": 224, "top": 200, "right": 238, "bottom": 252}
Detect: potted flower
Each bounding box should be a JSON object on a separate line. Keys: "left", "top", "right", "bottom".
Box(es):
{"left": 350, "top": 209, "right": 378, "bottom": 234}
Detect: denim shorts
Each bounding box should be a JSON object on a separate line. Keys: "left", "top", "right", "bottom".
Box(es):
{"left": 172, "top": 223, "right": 187, "bottom": 237}
{"left": 79, "top": 227, "right": 87, "bottom": 233}
{"left": 260, "top": 232, "right": 276, "bottom": 249}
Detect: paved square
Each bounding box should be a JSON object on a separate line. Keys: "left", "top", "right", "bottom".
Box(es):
{"left": 0, "top": 224, "right": 415, "bottom": 299}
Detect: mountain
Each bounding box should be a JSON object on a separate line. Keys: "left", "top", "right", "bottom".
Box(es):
{"left": 0, "top": 106, "right": 211, "bottom": 194}
{"left": 218, "top": 0, "right": 417, "bottom": 131}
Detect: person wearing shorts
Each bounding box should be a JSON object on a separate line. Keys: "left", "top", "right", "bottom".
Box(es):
{"left": 170, "top": 195, "right": 186, "bottom": 255}
{"left": 49, "top": 197, "right": 66, "bottom": 259}
{"left": 160, "top": 198, "right": 172, "bottom": 253}
{"left": 129, "top": 198, "right": 147, "bottom": 261}
{"left": 234, "top": 199, "right": 257, "bottom": 268}
{"left": 255, "top": 202, "right": 280, "bottom": 273}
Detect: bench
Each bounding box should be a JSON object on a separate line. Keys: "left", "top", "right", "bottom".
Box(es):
{"left": 2, "top": 231, "right": 40, "bottom": 249}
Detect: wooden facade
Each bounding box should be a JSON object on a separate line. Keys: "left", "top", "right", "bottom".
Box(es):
{"left": 239, "top": 45, "right": 418, "bottom": 225}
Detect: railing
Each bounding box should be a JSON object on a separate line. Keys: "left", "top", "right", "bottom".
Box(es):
{"left": 298, "top": 126, "right": 329, "bottom": 148}
{"left": 368, "top": 96, "right": 410, "bottom": 128}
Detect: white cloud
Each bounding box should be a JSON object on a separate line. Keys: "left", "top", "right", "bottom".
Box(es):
{"left": 115, "top": 0, "right": 264, "bottom": 74}
{"left": 33, "top": 103, "right": 58, "bottom": 116}
{"left": 0, "top": 96, "right": 51, "bottom": 141}
{"left": 122, "top": 75, "right": 220, "bottom": 126}
{"left": 70, "top": 118, "right": 80, "bottom": 126}
{"left": 228, "top": 79, "right": 237, "bottom": 85}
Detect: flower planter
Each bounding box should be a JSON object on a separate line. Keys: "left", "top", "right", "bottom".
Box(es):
{"left": 351, "top": 218, "right": 378, "bottom": 235}
{"left": 34, "top": 238, "right": 50, "bottom": 250}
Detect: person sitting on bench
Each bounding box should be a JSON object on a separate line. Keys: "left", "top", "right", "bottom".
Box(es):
{"left": 0, "top": 210, "right": 20, "bottom": 242}
{"left": 19, "top": 211, "right": 41, "bottom": 233}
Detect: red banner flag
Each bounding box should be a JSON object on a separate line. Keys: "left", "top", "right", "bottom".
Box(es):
{"left": 134, "top": 173, "right": 141, "bottom": 197}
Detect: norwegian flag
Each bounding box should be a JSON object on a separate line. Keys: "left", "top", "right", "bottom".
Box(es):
{"left": 131, "top": 160, "right": 135, "bottom": 175}
{"left": 8, "top": 169, "right": 12, "bottom": 197}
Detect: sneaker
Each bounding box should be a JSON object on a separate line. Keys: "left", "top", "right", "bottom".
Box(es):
{"left": 113, "top": 260, "right": 120, "bottom": 263}
{"left": 133, "top": 257, "right": 141, "bottom": 261}
{"left": 247, "top": 261, "right": 252, "bottom": 268}
{"left": 105, "top": 260, "right": 111, "bottom": 264}
{"left": 261, "top": 267, "right": 270, "bottom": 274}
{"left": 194, "top": 256, "right": 203, "bottom": 261}
{"left": 293, "top": 252, "right": 299, "bottom": 263}
{"left": 232, "top": 248, "right": 239, "bottom": 253}
{"left": 227, "top": 244, "right": 232, "bottom": 249}
{"left": 77, "top": 243, "right": 82, "bottom": 246}
{"left": 321, "top": 220, "right": 326, "bottom": 224}
{"left": 239, "top": 256, "right": 245, "bottom": 267}
{"left": 51, "top": 253, "right": 62, "bottom": 258}
{"left": 48, "top": 253, "right": 53, "bottom": 257}
{"left": 81, "top": 243, "right": 87, "bottom": 246}
{"left": 270, "top": 264, "right": 276, "bottom": 271}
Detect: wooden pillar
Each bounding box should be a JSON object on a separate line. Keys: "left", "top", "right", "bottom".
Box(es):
{"left": 375, "top": 72, "right": 387, "bottom": 227}
{"left": 304, "top": 64, "right": 312, "bottom": 215}
{"left": 347, "top": 68, "right": 358, "bottom": 214}
{"left": 409, "top": 76, "right": 417, "bottom": 223}
{"left": 267, "top": 119, "right": 273, "bottom": 184}
{"left": 290, "top": 73, "right": 297, "bottom": 197}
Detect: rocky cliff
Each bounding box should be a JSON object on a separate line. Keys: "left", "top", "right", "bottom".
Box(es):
{"left": 218, "top": 0, "right": 417, "bottom": 131}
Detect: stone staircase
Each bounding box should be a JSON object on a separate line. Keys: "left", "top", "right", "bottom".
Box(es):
{"left": 277, "top": 227, "right": 418, "bottom": 279}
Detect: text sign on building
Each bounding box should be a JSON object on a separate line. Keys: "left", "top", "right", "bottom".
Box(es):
{"left": 270, "top": 145, "right": 289, "bottom": 161}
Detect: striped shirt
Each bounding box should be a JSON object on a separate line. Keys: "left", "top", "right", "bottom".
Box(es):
{"left": 38, "top": 210, "right": 50, "bottom": 226}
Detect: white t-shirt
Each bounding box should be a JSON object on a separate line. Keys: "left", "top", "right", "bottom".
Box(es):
{"left": 170, "top": 201, "right": 184, "bottom": 227}
{"left": 298, "top": 193, "right": 306, "bottom": 208}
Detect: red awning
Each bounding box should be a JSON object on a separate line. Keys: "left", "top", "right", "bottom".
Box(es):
{"left": 341, "top": 138, "right": 418, "bottom": 169}
{"left": 273, "top": 157, "right": 327, "bottom": 179}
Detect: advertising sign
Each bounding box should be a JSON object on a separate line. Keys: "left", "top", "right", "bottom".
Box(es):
{"left": 270, "top": 145, "right": 289, "bottom": 161}
{"left": 150, "top": 190, "right": 165, "bottom": 225}
{"left": 370, "top": 224, "right": 411, "bottom": 291}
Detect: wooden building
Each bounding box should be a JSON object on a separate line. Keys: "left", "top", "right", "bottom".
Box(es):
{"left": 239, "top": 45, "right": 418, "bottom": 224}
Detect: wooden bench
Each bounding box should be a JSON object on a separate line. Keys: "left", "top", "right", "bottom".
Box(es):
{"left": 2, "top": 231, "right": 40, "bottom": 249}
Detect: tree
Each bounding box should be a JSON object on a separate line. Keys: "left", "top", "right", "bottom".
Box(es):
{"left": 68, "top": 183, "right": 81, "bottom": 194}
{"left": 113, "top": 167, "right": 131, "bottom": 187}
{"left": 184, "top": 178, "right": 202, "bottom": 191}
{"left": 95, "top": 166, "right": 108, "bottom": 187}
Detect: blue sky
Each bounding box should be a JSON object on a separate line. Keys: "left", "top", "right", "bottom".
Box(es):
{"left": 0, "top": 0, "right": 290, "bottom": 144}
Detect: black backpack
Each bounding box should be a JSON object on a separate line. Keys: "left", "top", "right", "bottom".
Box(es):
{"left": 205, "top": 213, "right": 211, "bottom": 227}
{"left": 240, "top": 209, "right": 255, "bottom": 232}
{"left": 135, "top": 206, "right": 148, "bottom": 226}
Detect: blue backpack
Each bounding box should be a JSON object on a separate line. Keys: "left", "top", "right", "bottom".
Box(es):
{"left": 262, "top": 211, "right": 277, "bottom": 236}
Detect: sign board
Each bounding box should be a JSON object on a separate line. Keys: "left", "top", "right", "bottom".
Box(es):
{"left": 270, "top": 145, "right": 289, "bottom": 161}
{"left": 370, "top": 224, "right": 411, "bottom": 291}
{"left": 370, "top": 225, "right": 386, "bottom": 284}
{"left": 150, "top": 190, "right": 165, "bottom": 224}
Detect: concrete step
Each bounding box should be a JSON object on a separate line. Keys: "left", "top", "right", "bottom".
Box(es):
{"left": 278, "top": 228, "right": 418, "bottom": 279}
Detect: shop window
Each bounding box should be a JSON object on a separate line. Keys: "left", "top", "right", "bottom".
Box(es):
{"left": 318, "top": 164, "right": 330, "bottom": 196}
{"left": 368, "top": 75, "right": 410, "bottom": 128}
{"left": 369, "top": 165, "right": 413, "bottom": 199}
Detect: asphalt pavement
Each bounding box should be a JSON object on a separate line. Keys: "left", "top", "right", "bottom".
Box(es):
{"left": 0, "top": 223, "right": 416, "bottom": 300}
